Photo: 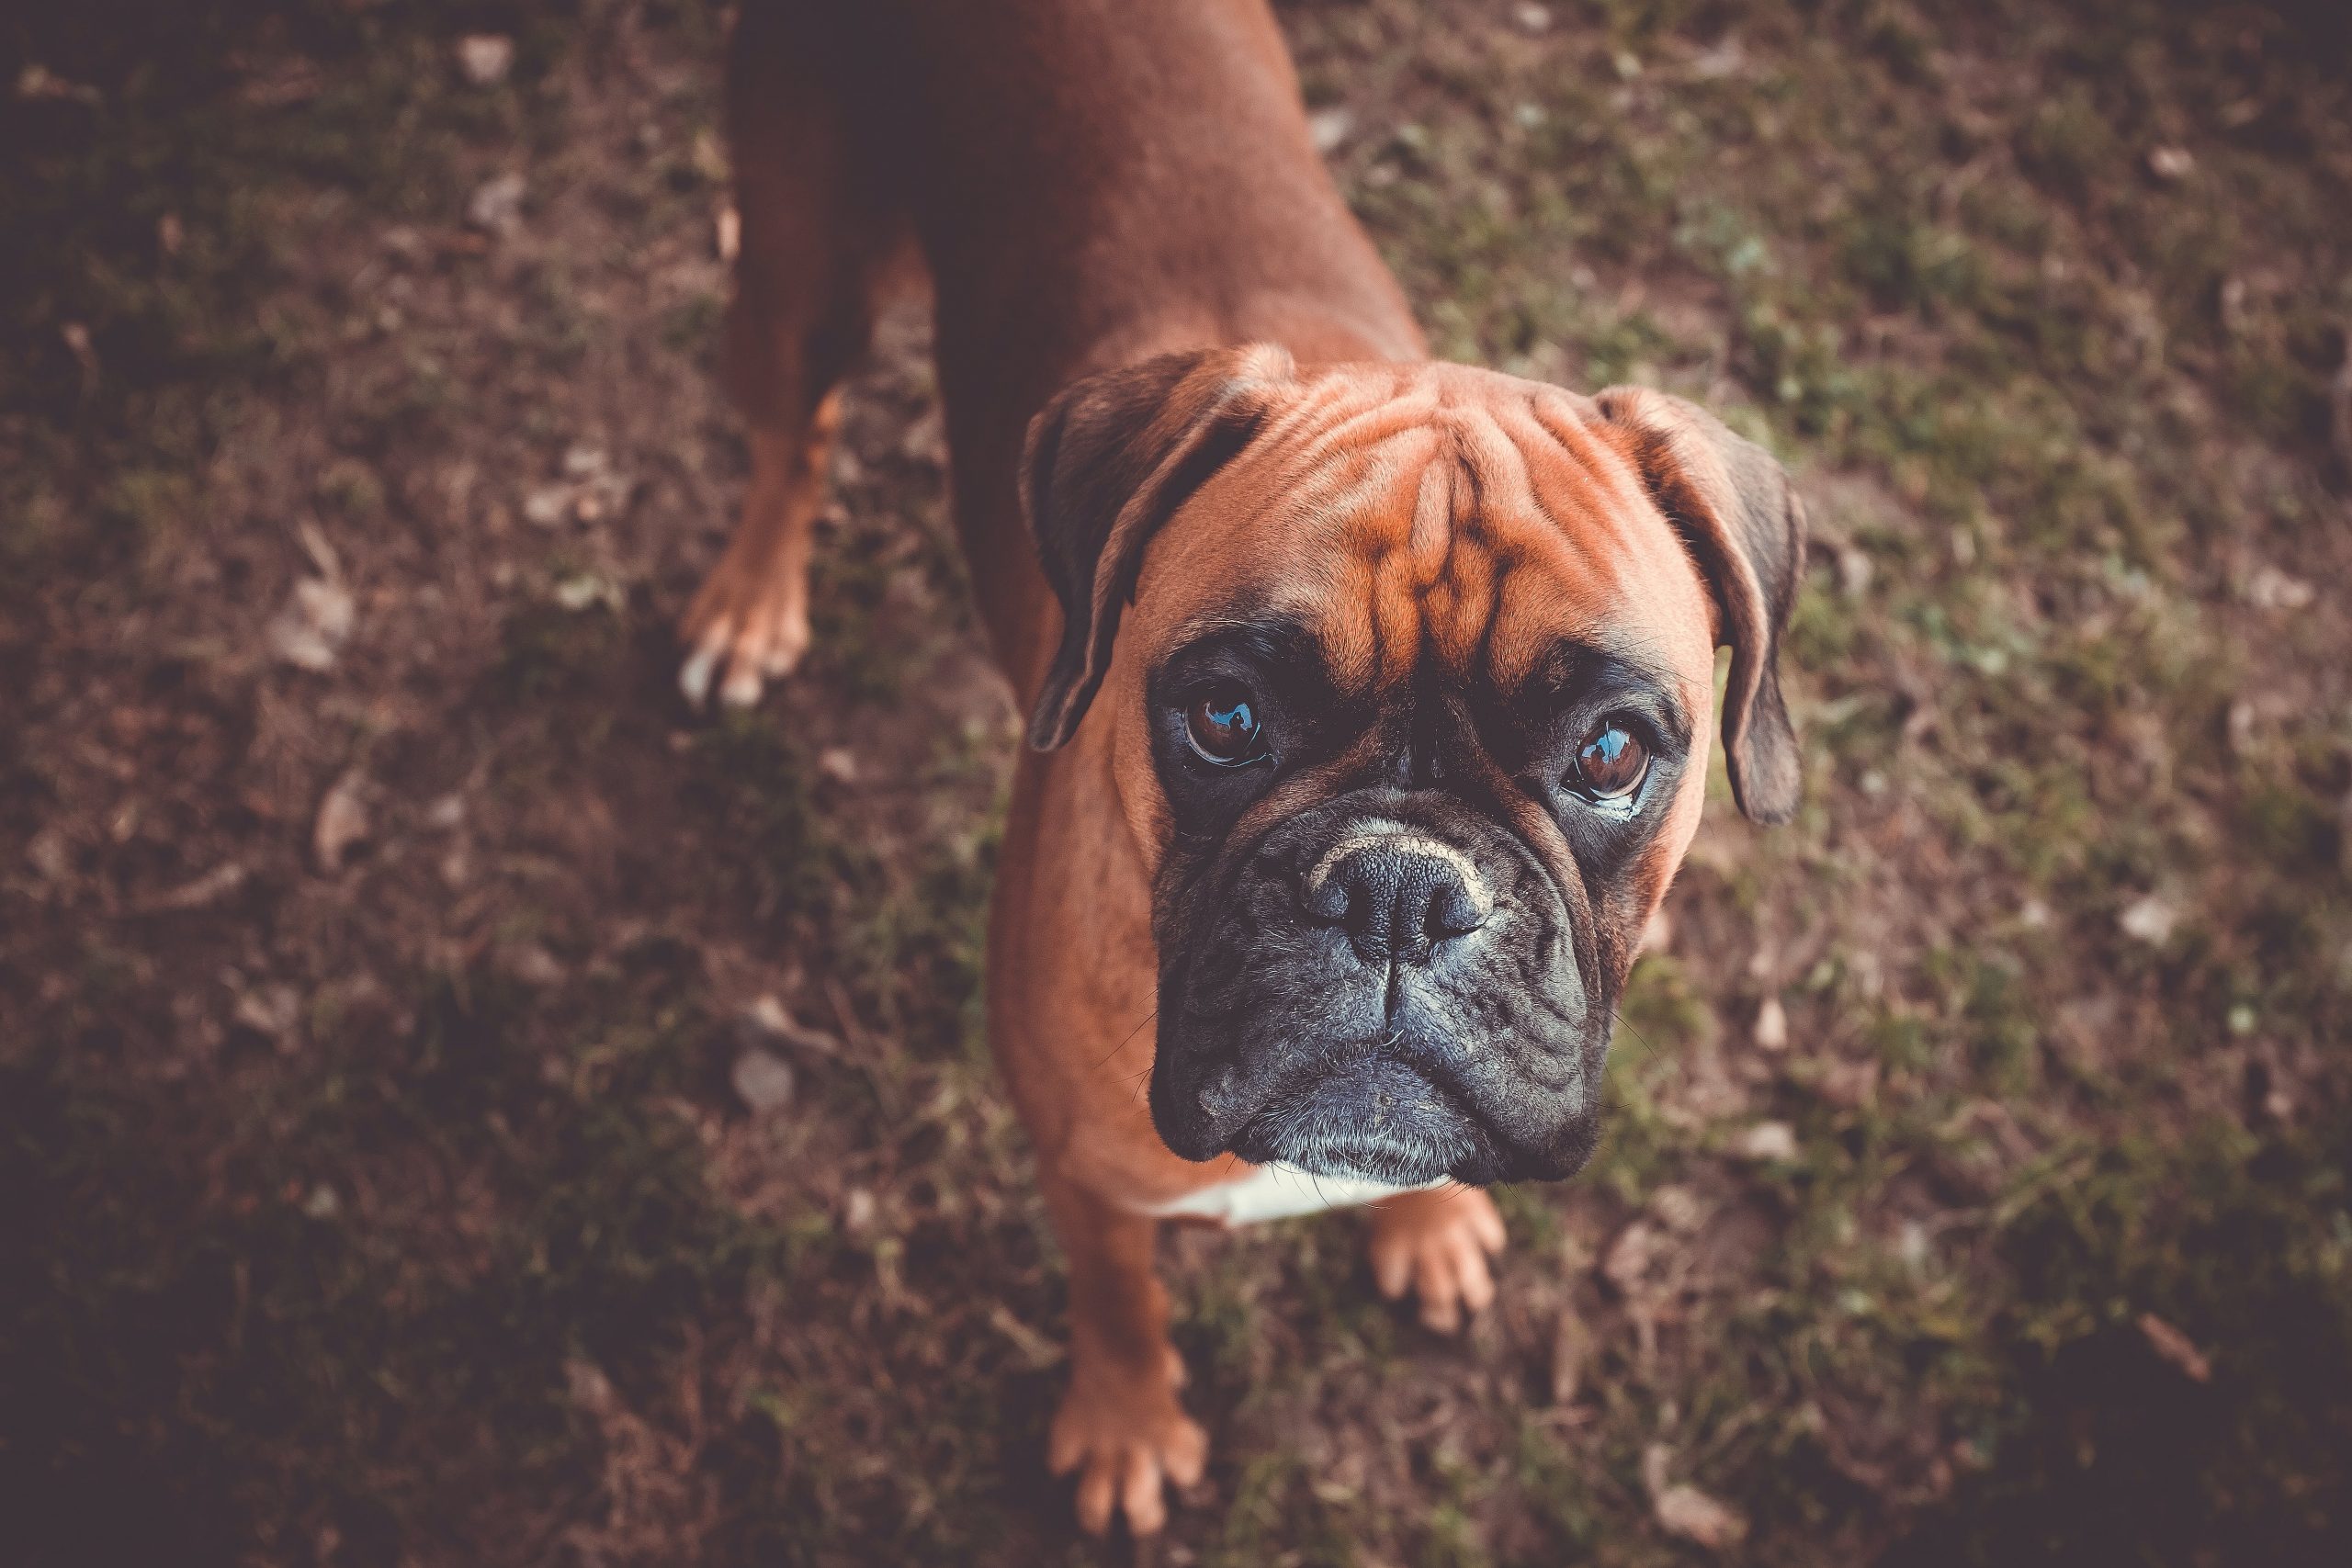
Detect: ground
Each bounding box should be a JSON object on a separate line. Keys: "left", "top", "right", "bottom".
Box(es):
{"left": 4, "top": 1, "right": 2350, "bottom": 1564}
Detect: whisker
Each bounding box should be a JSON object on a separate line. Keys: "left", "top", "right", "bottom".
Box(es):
{"left": 1093, "top": 1008, "right": 1159, "bottom": 1073}
{"left": 1610, "top": 1004, "right": 1661, "bottom": 1070}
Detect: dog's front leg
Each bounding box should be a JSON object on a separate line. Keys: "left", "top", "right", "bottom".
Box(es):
{"left": 1367, "top": 1184, "right": 1508, "bottom": 1334}
{"left": 1041, "top": 1176, "right": 1205, "bottom": 1536}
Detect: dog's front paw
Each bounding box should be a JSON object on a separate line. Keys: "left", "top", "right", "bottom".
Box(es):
{"left": 678, "top": 541, "right": 812, "bottom": 710}
{"left": 1367, "top": 1185, "right": 1507, "bottom": 1333}
{"left": 1048, "top": 1349, "right": 1206, "bottom": 1537}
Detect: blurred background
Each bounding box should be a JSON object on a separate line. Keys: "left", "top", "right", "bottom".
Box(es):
{"left": 4, "top": 1, "right": 2349, "bottom": 1563}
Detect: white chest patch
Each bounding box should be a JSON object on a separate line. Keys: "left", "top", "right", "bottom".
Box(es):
{"left": 1138, "top": 1163, "right": 1442, "bottom": 1226}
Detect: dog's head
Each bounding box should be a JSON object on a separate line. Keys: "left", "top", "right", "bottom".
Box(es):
{"left": 1022, "top": 346, "right": 1804, "bottom": 1187}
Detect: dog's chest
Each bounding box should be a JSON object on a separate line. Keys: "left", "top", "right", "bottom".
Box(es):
{"left": 1137, "top": 1163, "right": 1439, "bottom": 1226}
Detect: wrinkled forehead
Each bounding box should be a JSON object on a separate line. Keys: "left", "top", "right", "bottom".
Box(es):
{"left": 1129, "top": 367, "right": 1717, "bottom": 700}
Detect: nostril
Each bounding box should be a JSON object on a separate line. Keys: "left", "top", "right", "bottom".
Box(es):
{"left": 1427, "top": 878, "right": 1487, "bottom": 941}
{"left": 1306, "top": 872, "right": 1353, "bottom": 926}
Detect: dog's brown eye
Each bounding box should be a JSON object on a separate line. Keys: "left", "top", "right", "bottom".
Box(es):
{"left": 1574, "top": 721, "right": 1649, "bottom": 800}
{"left": 1183, "top": 683, "right": 1263, "bottom": 764}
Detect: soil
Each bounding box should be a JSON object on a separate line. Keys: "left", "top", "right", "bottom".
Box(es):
{"left": 5, "top": 2, "right": 2350, "bottom": 1565}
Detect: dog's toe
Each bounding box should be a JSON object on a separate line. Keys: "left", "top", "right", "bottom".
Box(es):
{"left": 680, "top": 566, "right": 810, "bottom": 711}
{"left": 1367, "top": 1185, "right": 1507, "bottom": 1334}
{"left": 679, "top": 620, "right": 730, "bottom": 708}
{"left": 1050, "top": 1358, "right": 1207, "bottom": 1537}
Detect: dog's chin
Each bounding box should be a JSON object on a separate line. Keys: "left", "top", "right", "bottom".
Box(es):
{"left": 1225, "top": 1058, "right": 1494, "bottom": 1187}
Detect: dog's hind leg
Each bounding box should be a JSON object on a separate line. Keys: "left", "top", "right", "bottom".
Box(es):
{"left": 681, "top": 6, "right": 919, "bottom": 708}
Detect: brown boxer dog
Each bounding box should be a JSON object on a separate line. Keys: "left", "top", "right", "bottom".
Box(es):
{"left": 682, "top": 0, "right": 1803, "bottom": 1537}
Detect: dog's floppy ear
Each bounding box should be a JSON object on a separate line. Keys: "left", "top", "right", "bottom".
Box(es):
{"left": 1020, "top": 344, "right": 1295, "bottom": 750}
{"left": 1593, "top": 387, "right": 1806, "bottom": 824}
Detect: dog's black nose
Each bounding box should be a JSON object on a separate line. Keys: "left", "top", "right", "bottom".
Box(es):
{"left": 1304, "top": 831, "right": 1491, "bottom": 966}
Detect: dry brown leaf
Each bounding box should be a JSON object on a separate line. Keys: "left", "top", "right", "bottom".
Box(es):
{"left": 1648, "top": 1184, "right": 1703, "bottom": 1233}
{"left": 456, "top": 34, "right": 514, "bottom": 87}
{"left": 312, "top": 772, "right": 370, "bottom": 872}
{"left": 501, "top": 942, "right": 567, "bottom": 987}
{"left": 729, "top": 1047, "right": 796, "bottom": 1115}
{"left": 1549, "top": 1311, "right": 1589, "bottom": 1404}
{"left": 1644, "top": 1444, "right": 1748, "bottom": 1551}
{"left": 1655, "top": 1483, "right": 1748, "bottom": 1551}
{"left": 1734, "top": 1121, "right": 1799, "bottom": 1161}
{"left": 2138, "top": 1312, "right": 2212, "bottom": 1382}
{"left": 737, "top": 995, "right": 843, "bottom": 1058}
{"left": 233, "top": 983, "right": 301, "bottom": 1043}
{"left": 2119, "top": 892, "right": 2181, "bottom": 944}
{"left": 141, "top": 861, "right": 249, "bottom": 912}
{"left": 2245, "top": 564, "right": 2315, "bottom": 612}
{"left": 1601, "top": 1219, "right": 1663, "bottom": 1294}
{"left": 266, "top": 578, "right": 355, "bottom": 671}
{"left": 467, "top": 172, "right": 526, "bottom": 237}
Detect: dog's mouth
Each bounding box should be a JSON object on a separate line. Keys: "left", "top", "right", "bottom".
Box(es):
{"left": 1226, "top": 1055, "right": 1498, "bottom": 1186}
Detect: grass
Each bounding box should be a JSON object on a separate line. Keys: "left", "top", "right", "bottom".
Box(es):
{"left": 4, "top": 0, "right": 2350, "bottom": 1563}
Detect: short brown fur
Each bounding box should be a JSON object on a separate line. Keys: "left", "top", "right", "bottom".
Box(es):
{"left": 690, "top": 0, "right": 1799, "bottom": 1537}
